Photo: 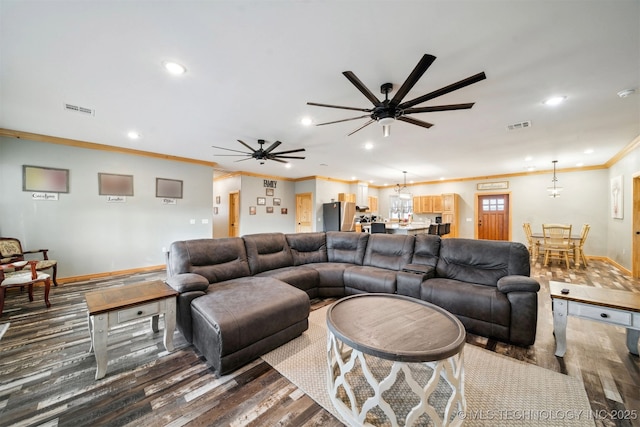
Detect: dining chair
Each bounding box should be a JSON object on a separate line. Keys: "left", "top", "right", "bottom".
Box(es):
{"left": 0, "top": 260, "right": 52, "bottom": 317}
{"left": 542, "top": 224, "right": 572, "bottom": 268}
{"left": 572, "top": 224, "right": 590, "bottom": 267}
{"left": 370, "top": 223, "right": 387, "bottom": 234}
{"left": 522, "top": 222, "right": 539, "bottom": 260}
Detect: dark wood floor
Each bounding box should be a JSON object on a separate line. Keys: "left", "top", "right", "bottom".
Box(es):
{"left": 0, "top": 258, "right": 638, "bottom": 427}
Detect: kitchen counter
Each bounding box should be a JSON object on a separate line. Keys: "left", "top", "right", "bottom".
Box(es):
{"left": 362, "top": 223, "right": 431, "bottom": 235}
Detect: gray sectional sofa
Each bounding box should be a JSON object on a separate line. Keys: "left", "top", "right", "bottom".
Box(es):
{"left": 165, "top": 231, "right": 540, "bottom": 375}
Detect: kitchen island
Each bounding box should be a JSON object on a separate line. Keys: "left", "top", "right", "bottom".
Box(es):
{"left": 361, "top": 223, "right": 433, "bottom": 235}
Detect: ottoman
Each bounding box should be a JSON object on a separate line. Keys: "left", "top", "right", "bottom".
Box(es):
{"left": 191, "top": 276, "right": 310, "bottom": 375}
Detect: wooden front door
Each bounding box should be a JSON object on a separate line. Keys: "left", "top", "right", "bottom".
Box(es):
{"left": 296, "top": 192, "right": 313, "bottom": 232}
{"left": 228, "top": 191, "right": 240, "bottom": 237}
{"left": 477, "top": 193, "right": 510, "bottom": 240}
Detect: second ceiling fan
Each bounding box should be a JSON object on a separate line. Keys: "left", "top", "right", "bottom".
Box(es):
{"left": 307, "top": 54, "right": 486, "bottom": 136}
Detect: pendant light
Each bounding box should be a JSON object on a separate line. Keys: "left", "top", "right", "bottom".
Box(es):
{"left": 547, "top": 160, "right": 563, "bottom": 198}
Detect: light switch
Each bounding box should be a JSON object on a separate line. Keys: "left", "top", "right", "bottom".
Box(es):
{"left": 190, "top": 219, "right": 196, "bottom": 224}
{"left": 202, "top": 219, "right": 209, "bottom": 224}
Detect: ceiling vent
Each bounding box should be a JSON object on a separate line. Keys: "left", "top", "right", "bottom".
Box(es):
{"left": 506, "top": 120, "right": 531, "bottom": 131}
{"left": 63, "top": 103, "right": 95, "bottom": 116}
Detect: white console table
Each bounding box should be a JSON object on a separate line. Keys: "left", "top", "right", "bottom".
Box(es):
{"left": 550, "top": 281, "right": 640, "bottom": 357}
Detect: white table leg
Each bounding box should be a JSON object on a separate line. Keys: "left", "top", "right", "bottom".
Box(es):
{"left": 151, "top": 315, "right": 159, "bottom": 333}
{"left": 92, "top": 314, "right": 109, "bottom": 380}
{"left": 87, "top": 312, "right": 94, "bottom": 353}
{"left": 626, "top": 329, "right": 639, "bottom": 356}
{"left": 553, "top": 298, "right": 568, "bottom": 357}
{"left": 163, "top": 297, "right": 176, "bottom": 352}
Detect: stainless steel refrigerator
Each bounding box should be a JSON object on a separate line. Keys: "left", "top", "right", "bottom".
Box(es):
{"left": 323, "top": 201, "right": 356, "bottom": 232}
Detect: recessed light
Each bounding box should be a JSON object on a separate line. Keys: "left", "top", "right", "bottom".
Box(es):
{"left": 364, "top": 142, "right": 373, "bottom": 150}
{"left": 162, "top": 61, "right": 187, "bottom": 75}
{"left": 617, "top": 89, "right": 636, "bottom": 98}
{"left": 351, "top": 176, "right": 356, "bottom": 180}
{"left": 524, "top": 156, "right": 533, "bottom": 162}
{"left": 543, "top": 96, "right": 566, "bottom": 106}
{"left": 584, "top": 148, "right": 594, "bottom": 154}
{"left": 576, "top": 162, "right": 584, "bottom": 167}
{"left": 285, "top": 164, "right": 292, "bottom": 169}
{"left": 127, "top": 131, "right": 141, "bottom": 139}
{"left": 301, "top": 117, "right": 312, "bottom": 126}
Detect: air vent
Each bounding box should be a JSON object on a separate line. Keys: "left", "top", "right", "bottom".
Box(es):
{"left": 63, "top": 103, "right": 95, "bottom": 116}
{"left": 506, "top": 120, "right": 531, "bottom": 131}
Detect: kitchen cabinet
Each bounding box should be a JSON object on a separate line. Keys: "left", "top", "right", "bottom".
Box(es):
{"left": 367, "top": 196, "right": 378, "bottom": 213}
{"left": 441, "top": 193, "right": 459, "bottom": 238}
{"left": 412, "top": 195, "right": 443, "bottom": 213}
{"left": 338, "top": 193, "right": 356, "bottom": 203}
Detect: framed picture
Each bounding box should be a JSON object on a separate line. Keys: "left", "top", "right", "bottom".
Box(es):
{"left": 273, "top": 198, "right": 281, "bottom": 206}
{"left": 266, "top": 188, "right": 274, "bottom": 196}
{"left": 22, "top": 165, "right": 70, "bottom": 193}
{"left": 477, "top": 181, "right": 509, "bottom": 191}
{"left": 281, "top": 208, "right": 288, "bottom": 215}
{"left": 266, "top": 206, "right": 274, "bottom": 213}
{"left": 213, "top": 207, "right": 218, "bottom": 215}
{"left": 98, "top": 173, "right": 134, "bottom": 196}
{"left": 215, "top": 196, "right": 221, "bottom": 204}
{"left": 257, "top": 197, "right": 266, "bottom": 205}
{"left": 249, "top": 206, "right": 256, "bottom": 215}
{"left": 156, "top": 178, "right": 183, "bottom": 198}
{"left": 611, "top": 175, "right": 623, "bottom": 219}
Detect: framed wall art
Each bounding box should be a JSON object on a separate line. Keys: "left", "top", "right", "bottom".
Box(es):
{"left": 249, "top": 206, "right": 256, "bottom": 215}
{"left": 281, "top": 208, "right": 288, "bottom": 214}
{"left": 257, "top": 197, "right": 266, "bottom": 205}
{"left": 23, "top": 165, "right": 70, "bottom": 193}
{"left": 266, "top": 188, "right": 274, "bottom": 196}
{"left": 273, "top": 198, "right": 281, "bottom": 206}
{"left": 266, "top": 206, "right": 274, "bottom": 213}
{"left": 99, "top": 173, "right": 134, "bottom": 196}
{"left": 156, "top": 178, "right": 183, "bottom": 198}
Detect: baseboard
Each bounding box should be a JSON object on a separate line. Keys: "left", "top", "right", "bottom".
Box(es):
{"left": 57, "top": 265, "right": 165, "bottom": 285}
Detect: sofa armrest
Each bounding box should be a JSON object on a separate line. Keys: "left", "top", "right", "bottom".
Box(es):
{"left": 497, "top": 275, "right": 540, "bottom": 294}
{"left": 165, "top": 273, "right": 209, "bottom": 294}
{"left": 402, "top": 264, "right": 435, "bottom": 277}
{"left": 396, "top": 271, "right": 430, "bottom": 299}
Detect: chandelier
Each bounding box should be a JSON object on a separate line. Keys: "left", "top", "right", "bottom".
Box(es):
{"left": 394, "top": 171, "right": 411, "bottom": 199}
{"left": 547, "top": 160, "right": 563, "bottom": 198}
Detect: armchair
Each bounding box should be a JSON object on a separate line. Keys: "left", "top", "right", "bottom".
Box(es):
{"left": 0, "top": 237, "right": 58, "bottom": 286}
{"left": 0, "top": 260, "right": 52, "bottom": 317}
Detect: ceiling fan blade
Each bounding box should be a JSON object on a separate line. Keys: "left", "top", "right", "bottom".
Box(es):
{"left": 347, "top": 119, "right": 375, "bottom": 136}
{"left": 343, "top": 71, "right": 382, "bottom": 105}
{"left": 307, "top": 102, "right": 372, "bottom": 112}
{"left": 211, "top": 145, "right": 251, "bottom": 154}
{"left": 270, "top": 148, "right": 306, "bottom": 155}
{"left": 398, "top": 72, "right": 487, "bottom": 110}
{"left": 403, "top": 103, "right": 475, "bottom": 114}
{"left": 316, "top": 114, "right": 371, "bottom": 126}
{"left": 211, "top": 154, "right": 253, "bottom": 157}
{"left": 273, "top": 155, "right": 306, "bottom": 159}
{"left": 264, "top": 140, "right": 282, "bottom": 153}
{"left": 390, "top": 54, "right": 436, "bottom": 106}
{"left": 270, "top": 158, "right": 288, "bottom": 164}
{"left": 234, "top": 157, "right": 254, "bottom": 162}
{"left": 237, "top": 139, "right": 257, "bottom": 153}
{"left": 397, "top": 116, "right": 433, "bottom": 128}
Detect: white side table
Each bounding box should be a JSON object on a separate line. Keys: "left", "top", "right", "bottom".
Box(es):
{"left": 85, "top": 280, "right": 178, "bottom": 380}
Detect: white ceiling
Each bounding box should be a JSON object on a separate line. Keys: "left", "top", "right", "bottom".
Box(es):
{"left": 1, "top": 1, "right": 639, "bottom": 185}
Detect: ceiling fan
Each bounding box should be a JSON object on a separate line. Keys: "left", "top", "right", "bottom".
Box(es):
{"left": 307, "top": 54, "right": 486, "bottom": 136}
{"left": 212, "top": 139, "right": 305, "bottom": 165}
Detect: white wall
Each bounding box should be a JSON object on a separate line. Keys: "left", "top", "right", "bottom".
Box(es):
{"left": 0, "top": 137, "right": 214, "bottom": 279}
{"left": 238, "top": 175, "right": 297, "bottom": 235}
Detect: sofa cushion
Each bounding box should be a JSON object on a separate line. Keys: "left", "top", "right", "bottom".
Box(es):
{"left": 411, "top": 234, "right": 441, "bottom": 269}
{"left": 344, "top": 265, "right": 398, "bottom": 294}
{"left": 326, "top": 231, "right": 368, "bottom": 265}
{"left": 436, "top": 238, "right": 530, "bottom": 287}
{"left": 421, "top": 278, "right": 511, "bottom": 329}
{"left": 167, "top": 238, "right": 250, "bottom": 283}
{"left": 243, "top": 233, "right": 294, "bottom": 275}
{"left": 285, "top": 232, "right": 327, "bottom": 265}
{"left": 363, "top": 234, "right": 414, "bottom": 270}
{"left": 255, "top": 265, "right": 319, "bottom": 294}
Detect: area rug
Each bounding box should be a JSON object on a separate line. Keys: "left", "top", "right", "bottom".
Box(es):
{"left": 261, "top": 307, "right": 595, "bottom": 426}
{"left": 0, "top": 323, "right": 8, "bottom": 342}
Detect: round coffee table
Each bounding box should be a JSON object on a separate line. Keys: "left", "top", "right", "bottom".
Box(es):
{"left": 326, "top": 293, "right": 466, "bottom": 426}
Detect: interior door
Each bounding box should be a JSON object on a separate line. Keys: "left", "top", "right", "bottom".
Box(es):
{"left": 228, "top": 191, "right": 240, "bottom": 237}
{"left": 633, "top": 176, "right": 640, "bottom": 278}
{"left": 296, "top": 192, "right": 313, "bottom": 232}
{"left": 477, "top": 193, "right": 510, "bottom": 240}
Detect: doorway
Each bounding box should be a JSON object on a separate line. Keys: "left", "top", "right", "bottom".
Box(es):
{"left": 295, "top": 192, "right": 313, "bottom": 232}
{"left": 228, "top": 191, "right": 240, "bottom": 237}
{"left": 633, "top": 175, "right": 640, "bottom": 278}
{"left": 475, "top": 193, "right": 511, "bottom": 241}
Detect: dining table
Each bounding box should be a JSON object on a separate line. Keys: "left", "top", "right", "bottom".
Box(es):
{"left": 531, "top": 232, "right": 583, "bottom": 267}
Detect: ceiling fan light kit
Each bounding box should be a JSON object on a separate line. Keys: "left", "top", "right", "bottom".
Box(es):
{"left": 307, "top": 53, "right": 486, "bottom": 136}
